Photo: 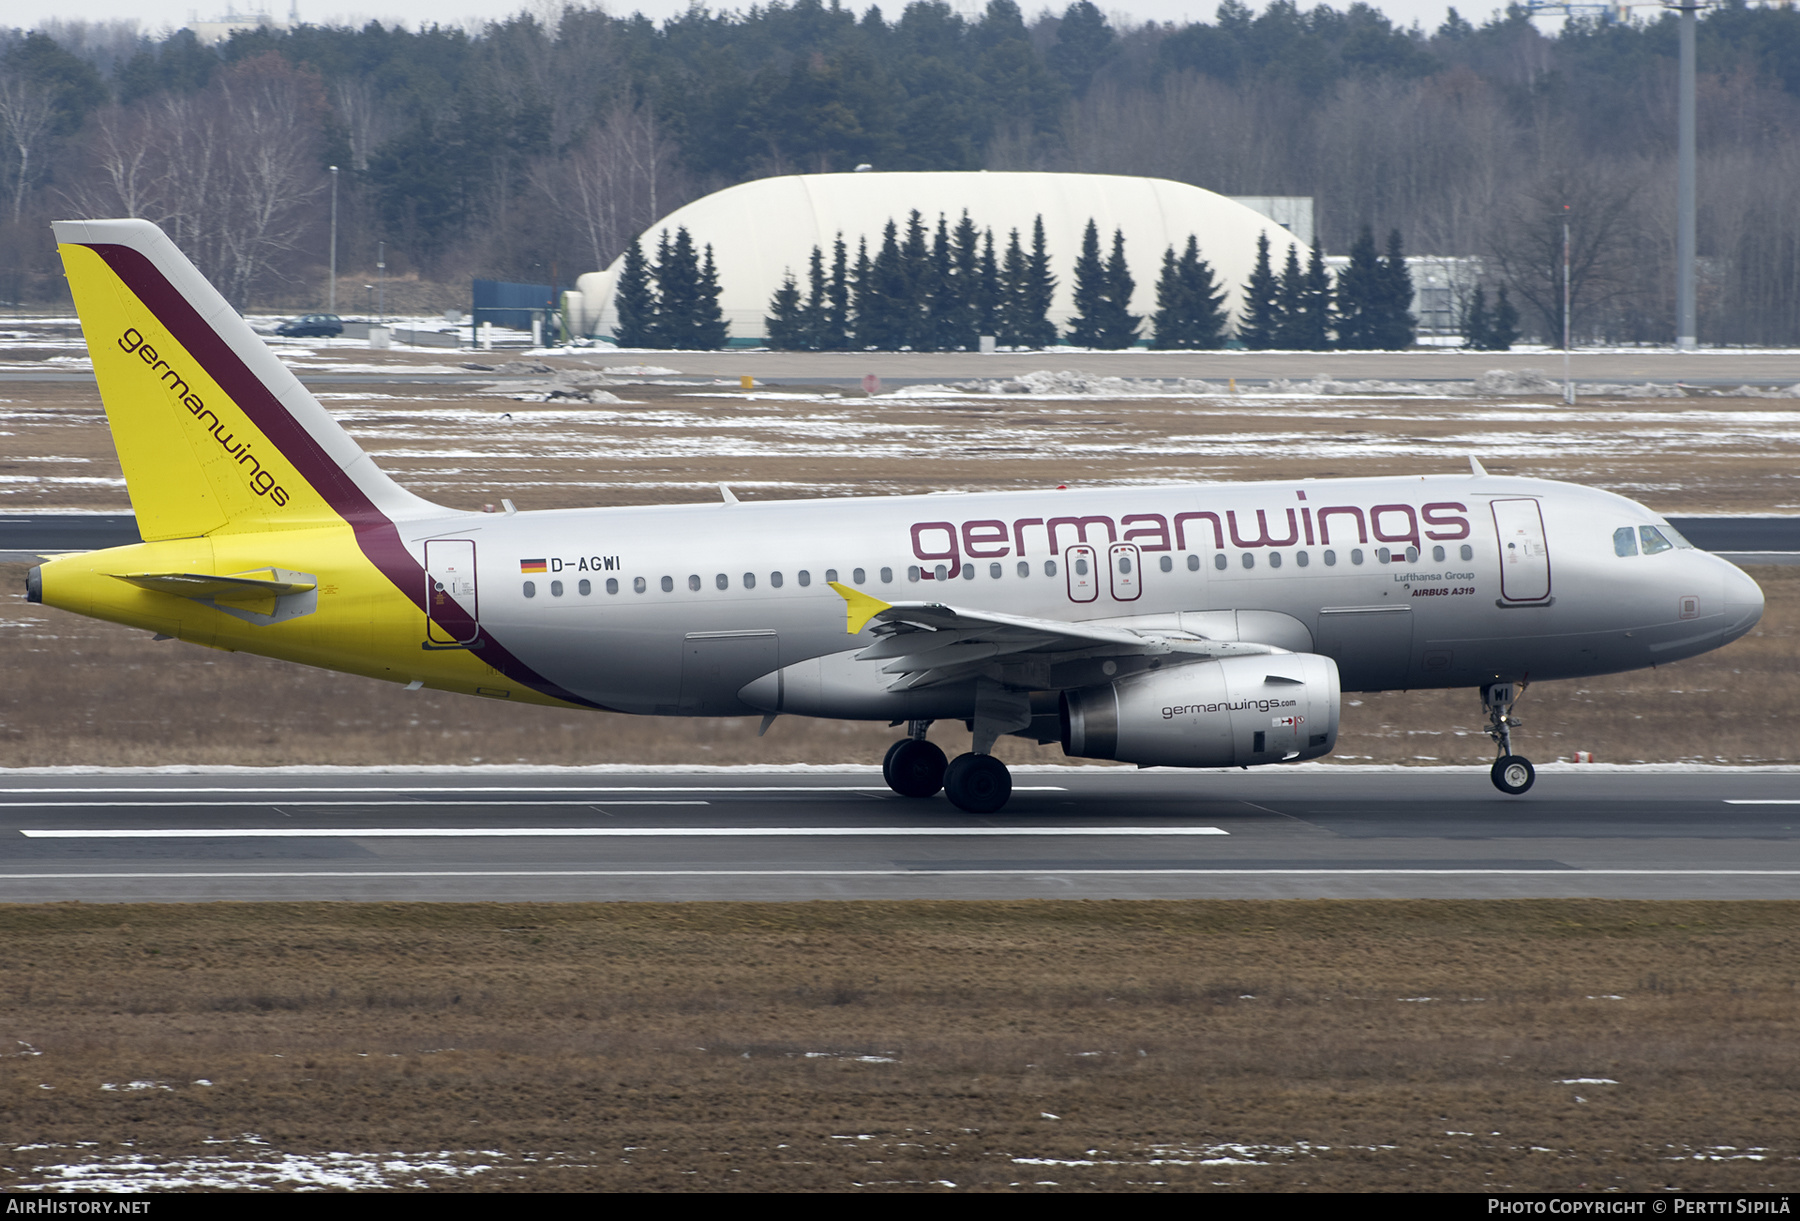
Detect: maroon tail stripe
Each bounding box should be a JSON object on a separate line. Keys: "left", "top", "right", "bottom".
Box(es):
{"left": 87, "top": 242, "right": 610, "bottom": 711}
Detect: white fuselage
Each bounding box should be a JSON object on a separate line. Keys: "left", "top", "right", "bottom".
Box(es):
{"left": 402, "top": 471, "right": 1764, "bottom": 720}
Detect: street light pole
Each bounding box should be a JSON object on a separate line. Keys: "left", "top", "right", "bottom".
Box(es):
{"left": 1669, "top": 0, "right": 1704, "bottom": 351}
{"left": 327, "top": 165, "right": 338, "bottom": 315}
{"left": 377, "top": 240, "right": 385, "bottom": 325}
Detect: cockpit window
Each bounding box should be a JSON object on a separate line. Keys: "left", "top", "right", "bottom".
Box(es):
{"left": 1640, "top": 525, "right": 1675, "bottom": 555}
{"left": 1659, "top": 523, "right": 1696, "bottom": 549}
{"left": 1613, "top": 527, "right": 1638, "bottom": 557}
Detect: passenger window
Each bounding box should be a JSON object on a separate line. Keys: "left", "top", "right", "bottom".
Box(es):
{"left": 1159, "top": 555, "right": 1172, "bottom": 573}
{"left": 1640, "top": 526, "right": 1673, "bottom": 555}
{"left": 743, "top": 572, "right": 756, "bottom": 589}
{"left": 1268, "top": 552, "right": 1282, "bottom": 568}
{"left": 798, "top": 570, "right": 811, "bottom": 587}
{"left": 934, "top": 564, "right": 948, "bottom": 581}
{"left": 1459, "top": 544, "right": 1473, "bottom": 561}
{"left": 1045, "top": 559, "right": 1058, "bottom": 577}
{"left": 771, "top": 572, "right": 783, "bottom": 588}
{"left": 879, "top": 567, "right": 892, "bottom": 583}
{"left": 1351, "top": 549, "right": 1364, "bottom": 565}
{"left": 908, "top": 566, "right": 920, "bottom": 582}
{"left": 633, "top": 577, "right": 647, "bottom": 593}
{"left": 1432, "top": 545, "right": 1445, "bottom": 562}
{"left": 523, "top": 581, "right": 536, "bottom": 598}
{"left": 961, "top": 563, "right": 974, "bottom": 579}
{"left": 689, "top": 574, "right": 702, "bottom": 591}
{"left": 552, "top": 580, "right": 565, "bottom": 597}
{"left": 578, "top": 579, "right": 591, "bottom": 595}
{"left": 1376, "top": 548, "right": 1391, "bottom": 564}
{"left": 825, "top": 569, "right": 838, "bottom": 584}
{"left": 1187, "top": 554, "right": 1199, "bottom": 571}
{"left": 1241, "top": 553, "right": 1254, "bottom": 569}
{"left": 1075, "top": 557, "right": 1089, "bottom": 576}
{"left": 854, "top": 568, "right": 867, "bottom": 584}
{"left": 1324, "top": 550, "right": 1336, "bottom": 566}
{"left": 1614, "top": 527, "right": 1638, "bottom": 557}
{"left": 605, "top": 578, "right": 619, "bottom": 594}
{"left": 1118, "top": 556, "right": 1132, "bottom": 574}
{"left": 990, "top": 562, "right": 1002, "bottom": 579}
{"left": 715, "top": 574, "right": 728, "bottom": 590}
{"left": 1213, "top": 554, "right": 1227, "bottom": 571}
{"left": 660, "top": 576, "right": 673, "bottom": 592}
{"left": 1296, "top": 551, "right": 1309, "bottom": 567}
{"left": 1017, "top": 561, "right": 1031, "bottom": 577}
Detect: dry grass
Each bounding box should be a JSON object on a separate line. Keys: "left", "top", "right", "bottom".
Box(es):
{"left": 1, "top": 900, "right": 1797, "bottom": 1191}
{"left": 2, "top": 559, "right": 1790, "bottom": 767}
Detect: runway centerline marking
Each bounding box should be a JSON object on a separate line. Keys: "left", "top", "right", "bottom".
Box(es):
{"left": 1723, "top": 799, "right": 1800, "bottom": 805}
{"left": 19, "top": 825, "right": 1230, "bottom": 839}
{"left": 0, "top": 786, "right": 1068, "bottom": 796}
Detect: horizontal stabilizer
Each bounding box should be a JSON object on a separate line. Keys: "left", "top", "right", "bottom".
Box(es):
{"left": 115, "top": 570, "right": 317, "bottom": 602}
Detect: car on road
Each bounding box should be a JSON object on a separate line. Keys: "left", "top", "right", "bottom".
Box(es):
{"left": 275, "top": 313, "right": 343, "bottom": 338}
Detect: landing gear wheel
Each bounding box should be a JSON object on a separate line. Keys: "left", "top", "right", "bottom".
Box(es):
{"left": 884, "top": 739, "right": 947, "bottom": 798}
{"left": 944, "top": 753, "right": 1013, "bottom": 814}
{"left": 1491, "top": 755, "right": 1535, "bottom": 795}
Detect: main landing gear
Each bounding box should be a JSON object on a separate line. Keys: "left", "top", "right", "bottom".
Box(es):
{"left": 1483, "top": 682, "right": 1535, "bottom": 795}
{"left": 882, "top": 719, "right": 1014, "bottom": 814}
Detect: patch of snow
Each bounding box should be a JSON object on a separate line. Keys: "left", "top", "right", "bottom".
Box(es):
{"left": 1558, "top": 1078, "right": 1619, "bottom": 1085}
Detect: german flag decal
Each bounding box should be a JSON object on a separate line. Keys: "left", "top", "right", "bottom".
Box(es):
{"left": 520, "top": 558, "right": 547, "bottom": 574}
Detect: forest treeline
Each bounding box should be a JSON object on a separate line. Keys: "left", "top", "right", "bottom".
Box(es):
{"left": 1, "top": 1, "right": 1797, "bottom": 344}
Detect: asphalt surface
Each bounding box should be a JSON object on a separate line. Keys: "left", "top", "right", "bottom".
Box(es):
{"left": 3, "top": 768, "right": 1799, "bottom": 902}
{"left": 4, "top": 513, "right": 1792, "bottom": 559}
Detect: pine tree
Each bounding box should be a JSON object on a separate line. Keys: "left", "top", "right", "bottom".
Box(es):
{"left": 1273, "top": 243, "right": 1308, "bottom": 349}
{"left": 1092, "top": 227, "right": 1138, "bottom": 348}
{"left": 1237, "top": 231, "right": 1282, "bottom": 350}
{"left": 997, "top": 227, "right": 1030, "bottom": 347}
{"left": 1459, "top": 284, "right": 1492, "bottom": 351}
{"left": 655, "top": 227, "right": 699, "bottom": 346}
{"left": 1373, "top": 228, "right": 1416, "bottom": 350}
{"left": 693, "top": 242, "right": 729, "bottom": 349}
{"left": 849, "top": 236, "right": 874, "bottom": 349}
{"left": 1334, "top": 226, "right": 1382, "bottom": 351}
{"left": 1489, "top": 284, "right": 1521, "bottom": 350}
{"left": 974, "top": 227, "right": 1000, "bottom": 342}
{"left": 864, "top": 220, "right": 908, "bottom": 350}
{"left": 901, "top": 210, "right": 934, "bottom": 349}
{"left": 1293, "top": 243, "right": 1333, "bottom": 351}
{"left": 801, "top": 244, "right": 829, "bottom": 351}
{"left": 765, "top": 271, "right": 806, "bottom": 350}
{"left": 1154, "top": 236, "right": 1227, "bottom": 349}
{"left": 1066, "top": 219, "right": 1107, "bottom": 347}
{"left": 1021, "top": 215, "right": 1058, "bottom": 347}
{"left": 613, "top": 237, "right": 656, "bottom": 348}
{"left": 825, "top": 235, "right": 850, "bottom": 350}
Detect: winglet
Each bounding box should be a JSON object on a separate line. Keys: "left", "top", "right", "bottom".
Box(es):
{"left": 719, "top": 483, "right": 739, "bottom": 504}
{"left": 1469, "top": 456, "right": 1488, "bottom": 477}
{"left": 828, "top": 580, "right": 891, "bottom": 634}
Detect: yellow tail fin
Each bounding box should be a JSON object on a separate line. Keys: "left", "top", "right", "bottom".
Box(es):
{"left": 55, "top": 219, "right": 437, "bottom": 540}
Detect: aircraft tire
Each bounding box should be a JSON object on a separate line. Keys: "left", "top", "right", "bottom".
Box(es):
{"left": 885, "top": 739, "right": 948, "bottom": 798}
{"left": 1491, "top": 755, "right": 1535, "bottom": 795}
{"left": 944, "top": 753, "right": 1012, "bottom": 814}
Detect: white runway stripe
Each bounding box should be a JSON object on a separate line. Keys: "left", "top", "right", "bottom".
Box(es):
{"left": 1, "top": 800, "right": 710, "bottom": 809}
{"left": 1, "top": 868, "right": 1797, "bottom": 879}
{"left": 20, "top": 825, "right": 1229, "bottom": 839}
{"left": 1723, "top": 799, "right": 1800, "bottom": 804}
{"left": 0, "top": 786, "right": 1068, "bottom": 795}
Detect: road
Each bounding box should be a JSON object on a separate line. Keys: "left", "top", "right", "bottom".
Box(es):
{"left": 3, "top": 767, "right": 1798, "bottom": 902}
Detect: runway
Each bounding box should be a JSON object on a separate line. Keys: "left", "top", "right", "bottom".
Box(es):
{"left": 4, "top": 767, "right": 1799, "bottom": 902}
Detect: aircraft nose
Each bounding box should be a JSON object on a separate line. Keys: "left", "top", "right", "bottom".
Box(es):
{"left": 1720, "top": 560, "right": 1764, "bottom": 645}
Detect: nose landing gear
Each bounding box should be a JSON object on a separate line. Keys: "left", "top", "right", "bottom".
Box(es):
{"left": 1483, "top": 682, "right": 1535, "bottom": 795}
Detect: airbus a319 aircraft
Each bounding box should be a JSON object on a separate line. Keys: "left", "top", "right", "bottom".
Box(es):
{"left": 27, "top": 219, "right": 1766, "bottom": 812}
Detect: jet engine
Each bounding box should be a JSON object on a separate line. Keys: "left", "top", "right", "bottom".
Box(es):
{"left": 1060, "top": 652, "right": 1340, "bottom": 768}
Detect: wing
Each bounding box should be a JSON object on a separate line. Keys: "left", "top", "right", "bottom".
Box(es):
{"left": 827, "top": 582, "right": 1278, "bottom": 691}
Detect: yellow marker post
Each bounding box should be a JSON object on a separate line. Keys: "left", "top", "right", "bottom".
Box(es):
{"left": 828, "top": 581, "right": 891, "bottom": 634}
{"left": 740, "top": 375, "right": 754, "bottom": 390}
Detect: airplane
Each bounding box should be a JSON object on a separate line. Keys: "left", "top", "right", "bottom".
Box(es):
{"left": 25, "top": 219, "right": 1766, "bottom": 812}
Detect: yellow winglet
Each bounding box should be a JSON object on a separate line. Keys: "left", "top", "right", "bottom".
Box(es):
{"left": 828, "top": 580, "right": 891, "bottom": 634}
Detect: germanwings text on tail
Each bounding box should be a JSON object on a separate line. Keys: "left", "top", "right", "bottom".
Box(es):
{"left": 28, "top": 219, "right": 1764, "bottom": 811}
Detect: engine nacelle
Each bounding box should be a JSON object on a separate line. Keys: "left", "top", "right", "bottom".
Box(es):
{"left": 1060, "top": 652, "right": 1340, "bottom": 768}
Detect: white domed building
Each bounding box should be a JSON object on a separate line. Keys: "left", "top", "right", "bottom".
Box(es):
{"left": 568, "top": 171, "right": 1310, "bottom": 346}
